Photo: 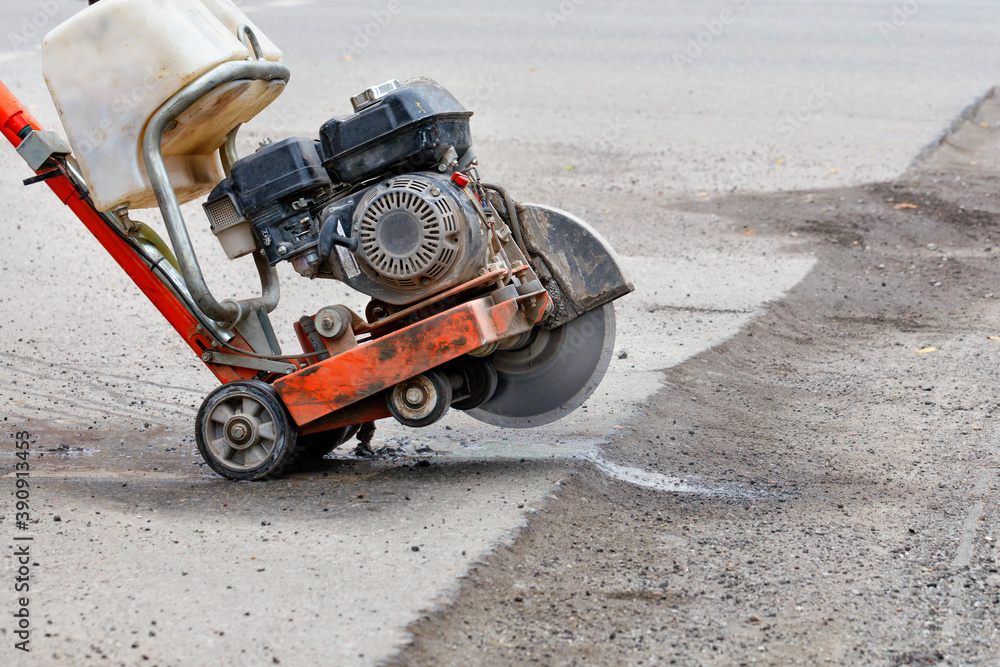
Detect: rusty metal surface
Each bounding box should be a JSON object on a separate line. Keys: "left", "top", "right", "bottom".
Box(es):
{"left": 296, "top": 393, "right": 391, "bottom": 436}
{"left": 352, "top": 269, "right": 507, "bottom": 336}
{"left": 517, "top": 203, "right": 634, "bottom": 329}
{"left": 274, "top": 293, "right": 545, "bottom": 427}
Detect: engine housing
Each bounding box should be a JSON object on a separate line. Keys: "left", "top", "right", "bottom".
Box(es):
{"left": 203, "top": 80, "right": 490, "bottom": 306}
{"left": 324, "top": 172, "right": 488, "bottom": 305}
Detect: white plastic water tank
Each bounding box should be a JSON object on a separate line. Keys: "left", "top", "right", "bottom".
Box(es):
{"left": 43, "top": 0, "right": 286, "bottom": 212}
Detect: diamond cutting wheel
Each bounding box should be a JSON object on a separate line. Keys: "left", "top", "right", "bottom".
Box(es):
{"left": 468, "top": 303, "right": 616, "bottom": 428}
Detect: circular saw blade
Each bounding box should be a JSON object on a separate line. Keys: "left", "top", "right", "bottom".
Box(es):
{"left": 467, "top": 303, "right": 616, "bottom": 428}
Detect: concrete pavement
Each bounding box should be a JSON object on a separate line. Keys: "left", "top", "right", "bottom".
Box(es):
{"left": 2, "top": 1, "right": 999, "bottom": 664}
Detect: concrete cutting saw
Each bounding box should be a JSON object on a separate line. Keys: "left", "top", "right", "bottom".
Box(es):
{"left": 0, "top": 0, "right": 632, "bottom": 480}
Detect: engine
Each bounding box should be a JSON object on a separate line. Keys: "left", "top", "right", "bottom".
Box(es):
{"left": 202, "top": 79, "right": 491, "bottom": 306}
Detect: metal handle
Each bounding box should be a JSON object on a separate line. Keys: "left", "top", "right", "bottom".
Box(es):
{"left": 142, "top": 55, "right": 290, "bottom": 325}
{"left": 237, "top": 24, "right": 265, "bottom": 60}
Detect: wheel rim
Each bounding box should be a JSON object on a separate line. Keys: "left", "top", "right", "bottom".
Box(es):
{"left": 390, "top": 375, "right": 441, "bottom": 422}
{"left": 204, "top": 393, "right": 279, "bottom": 472}
{"left": 387, "top": 371, "right": 452, "bottom": 427}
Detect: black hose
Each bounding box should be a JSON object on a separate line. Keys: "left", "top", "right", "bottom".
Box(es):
{"left": 480, "top": 182, "right": 528, "bottom": 257}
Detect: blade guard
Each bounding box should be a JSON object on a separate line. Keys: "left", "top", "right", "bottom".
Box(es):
{"left": 517, "top": 203, "right": 634, "bottom": 329}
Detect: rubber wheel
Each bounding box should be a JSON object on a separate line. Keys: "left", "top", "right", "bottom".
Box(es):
{"left": 387, "top": 370, "right": 452, "bottom": 427}
{"left": 298, "top": 424, "right": 361, "bottom": 461}
{"left": 451, "top": 358, "right": 499, "bottom": 411}
{"left": 195, "top": 380, "right": 303, "bottom": 481}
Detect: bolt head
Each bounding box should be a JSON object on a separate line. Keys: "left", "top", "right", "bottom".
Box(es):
{"left": 230, "top": 424, "right": 248, "bottom": 440}
{"left": 320, "top": 316, "right": 335, "bottom": 330}
{"left": 405, "top": 387, "right": 425, "bottom": 406}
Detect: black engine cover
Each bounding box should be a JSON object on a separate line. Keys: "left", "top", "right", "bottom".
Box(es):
{"left": 319, "top": 82, "right": 473, "bottom": 185}
{"left": 205, "top": 137, "right": 333, "bottom": 266}
{"left": 228, "top": 137, "right": 330, "bottom": 213}
{"left": 204, "top": 82, "right": 476, "bottom": 277}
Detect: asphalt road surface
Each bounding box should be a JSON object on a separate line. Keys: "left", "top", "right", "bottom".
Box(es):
{"left": 1, "top": 1, "right": 1000, "bottom": 665}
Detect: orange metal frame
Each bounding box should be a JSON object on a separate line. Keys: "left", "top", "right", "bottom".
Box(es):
{"left": 0, "top": 78, "right": 548, "bottom": 433}
{"left": 275, "top": 293, "right": 542, "bottom": 427}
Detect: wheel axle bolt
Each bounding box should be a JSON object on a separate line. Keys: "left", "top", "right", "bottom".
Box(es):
{"left": 230, "top": 424, "right": 248, "bottom": 440}
{"left": 320, "top": 316, "right": 335, "bottom": 330}
{"left": 405, "top": 387, "right": 424, "bottom": 405}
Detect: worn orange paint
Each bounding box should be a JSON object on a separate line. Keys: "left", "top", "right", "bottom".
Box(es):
{"left": 297, "top": 393, "right": 391, "bottom": 436}
{"left": 274, "top": 296, "right": 526, "bottom": 426}
{"left": 356, "top": 269, "right": 506, "bottom": 336}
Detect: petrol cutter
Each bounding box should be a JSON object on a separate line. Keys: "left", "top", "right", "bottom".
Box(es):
{"left": 0, "top": 0, "right": 632, "bottom": 480}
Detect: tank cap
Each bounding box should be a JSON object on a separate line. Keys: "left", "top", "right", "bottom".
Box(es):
{"left": 350, "top": 79, "right": 401, "bottom": 112}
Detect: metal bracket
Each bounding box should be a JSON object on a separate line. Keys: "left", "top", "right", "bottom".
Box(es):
{"left": 232, "top": 306, "right": 282, "bottom": 355}
{"left": 16, "top": 130, "right": 71, "bottom": 171}
{"left": 201, "top": 350, "right": 296, "bottom": 375}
